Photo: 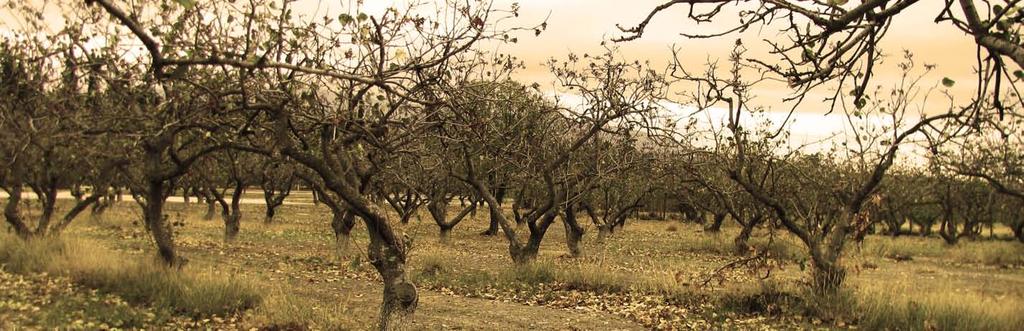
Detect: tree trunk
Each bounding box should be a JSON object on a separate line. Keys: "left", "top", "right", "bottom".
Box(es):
{"left": 561, "top": 203, "right": 584, "bottom": 257}
{"left": 734, "top": 215, "right": 763, "bottom": 255}
{"left": 579, "top": 204, "right": 609, "bottom": 243}
{"left": 481, "top": 208, "right": 500, "bottom": 236}
{"left": 890, "top": 219, "right": 902, "bottom": 237}
{"left": 705, "top": 213, "right": 725, "bottom": 232}
{"left": 596, "top": 225, "right": 611, "bottom": 242}
{"left": 3, "top": 184, "right": 32, "bottom": 239}
{"left": 938, "top": 218, "right": 960, "bottom": 245}
{"left": 429, "top": 198, "right": 476, "bottom": 244}
{"left": 204, "top": 192, "right": 216, "bottom": 220}
{"left": 399, "top": 213, "right": 414, "bottom": 225}
{"left": 439, "top": 226, "right": 453, "bottom": 244}
{"left": 810, "top": 255, "right": 846, "bottom": 296}
{"left": 482, "top": 211, "right": 500, "bottom": 236}
{"left": 264, "top": 204, "right": 277, "bottom": 223}
{"left": 144, "top": 178, "right": 181, "bottom": 267}
{"left": 511, "top": 212, "right": 557, "bottom": 264}
{"left": 91, "top": 195, "right": 112, "bottom": 216}
{"left": 71, "top": 183, "right": 84, "bottom": 202}
{"left": 366, "top": 216, "right": 417, "bottom": 330}
{"left": 224, "top": 180, "right": 243, "bottom": 241}
{"left": 919, "top": 217, "right": 934, "bottom": 236}
{"left": 51, "top": 191, "right": 105, "bottom": 235}
{"left": 33, "top": 185, "right": 57, "bottom": 236}
{"left": 1014, "top": 221, "right": 1024, "bottom": 243}
{"left": 613, "top": 213, "right": 629, "bottom": 232}
{"left": 331, "top": 209, "right": 356, "bottom": 257}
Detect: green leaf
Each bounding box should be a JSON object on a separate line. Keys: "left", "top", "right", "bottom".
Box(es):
{"left": 1013, "top": 70, "right": 1024, "bottom": 79}
{"left": 357, "top": 13, "right": 368, "bottom": 22}
{"left": 339, "top": 13, "right": 353, "bottom": 25}
{"left": 173, "top": 0, "right": 196, "bottom": 9}
{"left": 942, "top": 77, "right": 955, "bottom": 87}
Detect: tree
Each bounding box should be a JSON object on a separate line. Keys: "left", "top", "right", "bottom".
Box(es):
{"left": 448, "top": 49, "right": 669, "bottom": 263}
{"left": 85, "top": 0, "right": 539, "bottom": 326}
{"left": 934, "top": 100, "right": 1024, "bottom": 242}
{"left": 0, "top": 29, "right": 127, "bottom": 238}
{"left": 677, "top": 46, "right": 962, "bottom": 295}
{"left": 259, "top": 158, "right": 295, "bottom": 224}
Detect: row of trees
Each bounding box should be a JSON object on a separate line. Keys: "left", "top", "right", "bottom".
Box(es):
{"left": 2, "top": 0, "right": 1024, "bottom": 329}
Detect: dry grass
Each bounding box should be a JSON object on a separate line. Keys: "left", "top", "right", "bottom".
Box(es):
{"left": 0, "top": 233, "right": 260, "bottom": 318}
{"left": 6, "top": 198, "right": 1023, "bottom": 329}
{"left": 859, "top": 235, "right": 1024, "bottom": 266}
{"left": 856, "top": 284, "right": 1024, "bottom": 331}
{"left": 249, "top": 285, "right": 352, "bottom": 331}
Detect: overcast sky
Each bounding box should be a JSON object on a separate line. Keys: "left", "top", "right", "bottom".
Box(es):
{"left": 2, "top": 0, "right": 981, "bottom": 152}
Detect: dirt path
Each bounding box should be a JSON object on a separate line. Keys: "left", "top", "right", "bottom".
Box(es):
{"left": 278, "top": 276, "right": 644, "bottom": 330}
{"left": 415, "top": 289, "right": 642, "bottom": 330}
{"left": 177, "top": 235, "right": 643, "bottom": 330}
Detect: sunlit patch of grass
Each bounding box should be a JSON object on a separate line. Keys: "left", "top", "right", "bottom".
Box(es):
{"left": 859, "top": 235, "right": 1024, "bottom": 266}
{"left": 860, "top": 236, "right": 945, "bottom": 261}
{"left": 675, "top": 234, "right": 734, "bottom": 255}
{"left": 0, "top": 233, "right": 260, "bottom": 318}
{"left": 947, "top": 240, "right": 1024, "bottom": 266}
{"left": 250, "top": 285, "right": 351, "bottom": 331}
{"left": 671, "top": 230, "right": 806, "bottom": 262}
{"left": 856, "top": 285, "right": 1024, "bottom": 331}
{"left": 412, "top": 250, "right": 706, "bottom": 305}
{"left": 411, "top": 252, "right": 494, "bottom": 289}
{"left": 503, "top": 260, "right": 559, "bottom": 284}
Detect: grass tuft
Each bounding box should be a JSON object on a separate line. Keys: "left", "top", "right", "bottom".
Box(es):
{"left": 861, "top": 236, "right": 1024, "bottom": 266}
{"left": 0, "top": 233, "right": 260, "bottom": 318}
{"left": 856, "top": 286, "right": 1024, "bottom": 331}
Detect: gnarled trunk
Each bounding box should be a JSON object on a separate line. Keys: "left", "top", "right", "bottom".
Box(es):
{"left": 143, "top": 178, "right": 182, "bottom": 267}
{"left": 331, "top": 209, "right": 356, "bottom": 257}
{"left": 734, "top": 214, "right": 764, "bottom": 255}
{"left": 262, "top": 176, "right": 293, "bottom": 224}
{"left": 810, "top": 255, "right": 846, "bottom": 296}
{"left": 1014, "top": 221, "right": 1024, "bottom": 243}
{"left": 203, "top": 189, "right": 217, "bottom": 220}
{"left": 364, "top": 211, "right": 417, "bottom": 330}
{"left": 938, "top": 217, "right": 960, "bottom": 245}
{"left": 224, "top": 180, "right": 244, "bottom": 241}
{"left": 511, "top": 212, "right": 557, "bottom": 264}
{"left": 31, "top": 184, "right": 58, "bottom": 236}
{"left": 561, "top": 203, "right": 584, "bottom": 257}
{"left": 70, "top": 184, "right": 84, "bottom": 202}
{"left": 3, "top": 184, "right": 32, "bottom": 239}
{"left": 264, "top": 204, "right": 277, "bottom": 223}
{"left": 481, "top": 187, "right": 506, "bottom": 236}
{"left": 50, "top": 190, "right": 107, "bottom": 235}
{"left": 428, "top": 197, "right": 475, "bottom": 244}
{"left": 481, "top": 208, "right": 500, "bottom": 236}
{"left": 704, "top": 212, "right": 726, "bottom": 232}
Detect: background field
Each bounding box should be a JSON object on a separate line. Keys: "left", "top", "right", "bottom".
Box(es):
{"left": 2, "top": 191, "right": 1022, "bottom": 330}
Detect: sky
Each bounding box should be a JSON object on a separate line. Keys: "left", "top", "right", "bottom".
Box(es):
{"left": 1, "top": 0, "right": 983, "bottom": 151}
{"left": 296, "top": 0, "right": 979, "bottom": 150}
